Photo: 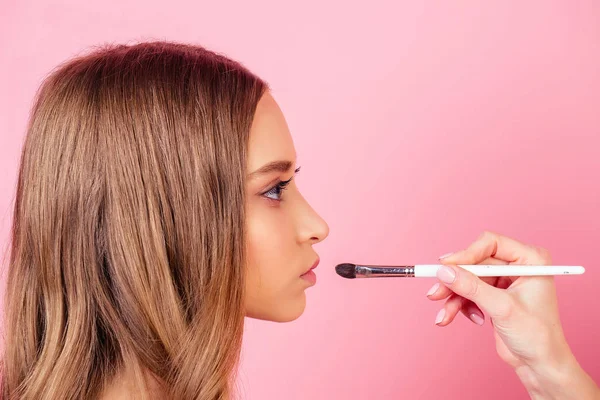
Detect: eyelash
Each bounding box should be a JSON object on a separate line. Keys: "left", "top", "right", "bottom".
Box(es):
{"left": 262, "top": 167, "right": 301, "bottom": 202}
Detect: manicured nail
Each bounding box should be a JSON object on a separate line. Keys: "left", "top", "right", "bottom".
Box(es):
{"left": 426, "top": 283, "right": 440, "bottom": 297}
{"left": 469, "top": 313, "right": 485, "bottom": 326}
{"left": 439, "top": 252, "right": 454, "bottom": 260}
{"left": 437, "top": 265, "right": 456, "bottom": 284}
{"left": 435, "top": 309, "right": 445, "bottom": 325}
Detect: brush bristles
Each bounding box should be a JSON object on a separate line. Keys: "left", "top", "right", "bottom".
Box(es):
{"left": 335, "top": 263, "right": 357, "bottom": 279}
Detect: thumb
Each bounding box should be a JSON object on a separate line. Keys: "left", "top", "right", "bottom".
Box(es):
{"left": 437, "top": 264, "right": 514, "bottom": 320}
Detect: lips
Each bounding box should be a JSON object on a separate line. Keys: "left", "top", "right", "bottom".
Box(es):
{"left": 302, "top": 258, "right": 320, "bottom": 276}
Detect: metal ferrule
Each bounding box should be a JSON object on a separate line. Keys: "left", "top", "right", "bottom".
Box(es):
{"left": 355, "top": 265, "right": 416, "bottom": 278}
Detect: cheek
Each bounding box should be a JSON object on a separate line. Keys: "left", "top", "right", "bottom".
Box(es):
{"left": 247, "top": 204, "right": 293, "bottom": 275}
{"left": 246, "top": 204, "right": 294, "bottom": 292}
{"left": 244, "top": 202, "right": 305, "bottom": 321}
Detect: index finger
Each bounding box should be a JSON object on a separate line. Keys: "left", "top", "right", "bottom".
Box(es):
{"left": 441, "top": 231, "right": 541, "bottom": 265}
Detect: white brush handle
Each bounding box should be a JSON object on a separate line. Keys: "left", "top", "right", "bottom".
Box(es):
{"left": 415, "top": 265, "right": 585, "bottom": 277}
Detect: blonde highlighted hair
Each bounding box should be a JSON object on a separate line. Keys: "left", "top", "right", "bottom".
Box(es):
{"left": 2, "top": 41, "right": 267, "bottom": 399}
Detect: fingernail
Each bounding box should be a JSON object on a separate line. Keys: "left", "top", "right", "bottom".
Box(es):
{"left": 435, "top": 309, "right": 445, "bottom": 325}
{"left": 439, "top": 252, "right": 454, "bottom": 260}
{"left": 437, "top": 265, "right": 456, "bottom": 284}
{"left": 469, "top": 313, "right": 485, "bottom": 326}
{"left": 426, "top": 283, "right": 440, "bottom": 297}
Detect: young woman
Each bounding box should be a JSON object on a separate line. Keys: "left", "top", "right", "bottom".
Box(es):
{"left": 2, "top": 41, "right": 598, "bottom": 399}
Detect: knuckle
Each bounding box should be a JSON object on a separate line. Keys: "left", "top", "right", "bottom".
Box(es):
{"left": 531, "top": 245, "right": 553, "bottom": 265}
{"left": 493, "top": 296, "right": 515, "bottom": 320}
{"left": 480, "top": 230, "right": 496, "bottom": 240}
{"left": 457, "top": 250, "right": 476, "bottom": 265}
{"left": 538, "top": 246, "right": 553, "bottom": 264}
{"left": 465, "top": 278, "right": 480, "bottom": 299}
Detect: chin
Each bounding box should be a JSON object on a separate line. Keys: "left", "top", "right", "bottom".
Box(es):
{"left": 246, "top": 293, "right": 307, "bottom": 323}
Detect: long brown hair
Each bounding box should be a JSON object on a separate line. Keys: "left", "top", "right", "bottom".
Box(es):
{"left": 2, "top": 41, "right": 267, "bottom": 399}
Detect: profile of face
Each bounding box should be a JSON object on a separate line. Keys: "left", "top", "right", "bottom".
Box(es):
{"left": 244, "top": 92, "right": 329, "bottom": 322}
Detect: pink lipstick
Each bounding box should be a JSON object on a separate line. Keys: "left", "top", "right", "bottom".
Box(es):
{"left": 300, "top": 259, "right": 319, "bottom": 285}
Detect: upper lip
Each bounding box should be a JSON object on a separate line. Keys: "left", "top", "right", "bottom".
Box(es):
{"left": 302, "top": 258, "right": 320, "bottom": 275}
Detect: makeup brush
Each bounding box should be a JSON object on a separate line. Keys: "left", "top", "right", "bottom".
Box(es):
{"left": 335, "top": 263, "right": 585, "bottom": 279}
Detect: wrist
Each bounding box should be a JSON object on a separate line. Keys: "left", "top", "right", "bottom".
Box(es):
{"left": 516, "top": 355, "right": 598, "bottom": 400}
{"left": 515, "top": 355, "right": 575, "bottom": 399}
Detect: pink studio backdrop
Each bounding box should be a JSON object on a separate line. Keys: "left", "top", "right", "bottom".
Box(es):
{"left": 1, "top": 1, "right": 599, "bottom": 399}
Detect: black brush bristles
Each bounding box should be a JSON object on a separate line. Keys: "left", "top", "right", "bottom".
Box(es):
{"left": 335, "top": 263, "right": 357, "bottom": 279}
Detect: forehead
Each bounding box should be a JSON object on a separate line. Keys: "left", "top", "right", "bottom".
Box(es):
{"left": 247, "top": 92, "right": 296, "bottom": 172}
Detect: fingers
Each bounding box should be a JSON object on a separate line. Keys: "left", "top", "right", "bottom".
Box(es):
{"left": 427, "top": 256, "right": 512, "bottom": 325}
{"left": 440, "top": 231, "right": 550, "bottom": 265}
{"left": 434, "top": 294, "right": 486, "bottom": 327}
{"left": 428, "top": 230, "right": 551, "bottom": 327}
{"left": 496, "top": 276, "right": 512, "bottom": 290}
{"left": 427, "top": 276, "right": 495, "bottom": 300}
{"left": 434, "top": 294, "right": 463, "bottom": 326}
{"left": 460, "top": 301, "right": 485, "bottom": 326}
{"left": 435, "top": 264, "right": 514, "bottom": 320}
{"left": 426, "top": 257, "right": 506, "bottom": 300}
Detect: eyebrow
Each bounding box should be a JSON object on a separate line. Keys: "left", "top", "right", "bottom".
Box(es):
{"left": 248, "top": 160, "right": 293, "bottom": 178}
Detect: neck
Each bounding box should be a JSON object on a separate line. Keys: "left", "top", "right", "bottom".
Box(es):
{"left": 100, "top": 366, "right": 168, "bottom": 400}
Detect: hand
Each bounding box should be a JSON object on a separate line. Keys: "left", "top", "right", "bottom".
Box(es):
{"left": 428, "top": 231, "right": 568, "bottom": 369}
{"left": 428, "top": 231, "right": 599, "bottom": 399}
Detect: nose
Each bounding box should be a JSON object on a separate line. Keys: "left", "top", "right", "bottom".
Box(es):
{"left": 296, "top": 194, "right": 330, "bottom": 245}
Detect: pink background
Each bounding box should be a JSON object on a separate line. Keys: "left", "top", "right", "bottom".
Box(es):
{"left": 1, "top": 1, "right": 599, "bottom": 399}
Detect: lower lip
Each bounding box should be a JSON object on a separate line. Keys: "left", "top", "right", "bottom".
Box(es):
{"left": 300, "top": 270, "right": 317, "bottom": 285}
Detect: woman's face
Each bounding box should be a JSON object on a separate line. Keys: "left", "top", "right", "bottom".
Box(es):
{"left": 244, "top": 92, "right": 329, "bottom": 322}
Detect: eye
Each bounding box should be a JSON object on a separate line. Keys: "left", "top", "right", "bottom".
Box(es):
{"left": 262, "top": 178, "right": 292, "bottom": 201}
{"left": 261, "top": 167, "right": 301, "bottom": 202}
